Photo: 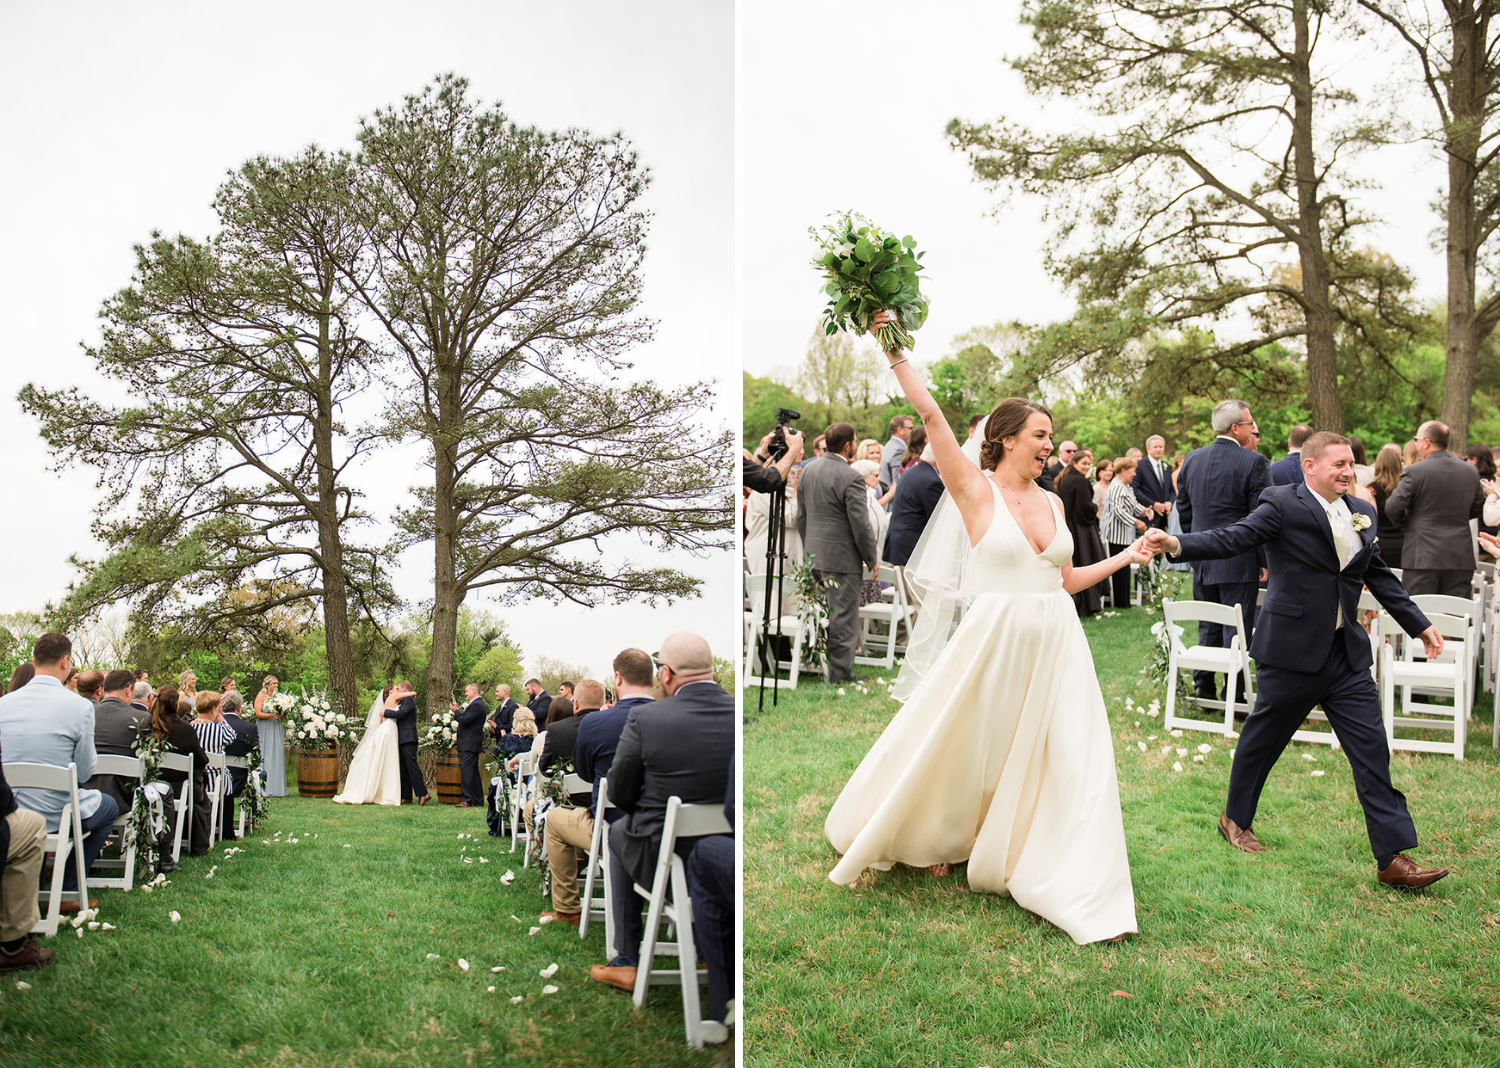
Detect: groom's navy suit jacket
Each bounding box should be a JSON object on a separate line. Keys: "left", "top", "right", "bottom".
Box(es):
{"left": 385, "top": 696, "right": 420, "bottom": 745}
{"left": 455, "top": 697, "right": 488, "bottom": 753}
{"left": 1172, "top": 483, "right": 1430, "bottom": 672}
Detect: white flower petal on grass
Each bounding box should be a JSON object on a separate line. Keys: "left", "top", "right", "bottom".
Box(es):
{"left": 101, "top": 923, "right": 115, "bottom": 931}
{"left": 343, "top": 844, "right": 351, "bottom": 848}
{"left": 1197, "top": 743, "right": 1212, "bottom": 754}
{"left": 1169, "top": 730, "right": 1183, "bottom": 738}
{"left": 511, "top": 995, "right": 524, "bottom": 1004}
{"left": 169, "top": 911, "right": 181, "bottom": 923}
{"left": 426, "top": 953, "right": 440, "bottom": 960}
{"left": 1227, "top": 730, "right": 1240, "bottom": 739}
{"left": 1193, "top": 755, "right": 1204, "bottom": 763}
{"left": 836, "top": 688, "right": 846, "bottom": 696}
{"left": 492, "top": 966, "right": 504, "bottom": 973}
{"left": 487, "top": 986, "right": 496, "bottom": 993}
{"left": 1302, "top": 753, "right": 1316, "bottom": 762}
{"left": 76, "top": 927, "right": 84, "bottom": 938}
{"left": 1176, "top": 748, "right": 1188, "bottom": 757}
{"left": 501, "top": 871, "right": 516, "bottom": 885}
{"left": 539, "top": 915, "right": 555, "bottom": 925}
{"left": 1145, "top": 710, "right": 1159, "bottom": 717}
{"left": 1133, "top": 721, "right": 1140, "bottom": 727}
{"left": 542, "top": 985, "right": 558, "bottom": 995}
{"left": 510, "top": 915, "right": 520, "bottom": 922}
{"left": 1161, "top": 746, "right": 1173, "bottom": 755}
{"left": 1172, "top": 762, "right": 1183, "bottom": 772}
{"left": 1137, "top": 741, "right": 1148, "bottom": 752}
{"left": 1147, "top": 735, "right": 1157, "bottom": 741}
{"left": 458, "top": 959, "right": 470, "bottom": 972}
{"left": 87, "top": 921, "right": 100, "bottom": 930}
{"left": 528, "top": 927, "right": 541, "bottom": 936}
{"left": 463, "top": 858, "right": 473, "bottom": 864}
{"left": 539, "top": 963, "right": 559, "bottom": 978}
{"left": 1311, "top": 770, "right": 1326, "bottom": 777}
{"left": 15, "top": 981, "right": 30, "bottom": 991}
{"left": 479, "top": 857, "right": 489, "bottom": 863}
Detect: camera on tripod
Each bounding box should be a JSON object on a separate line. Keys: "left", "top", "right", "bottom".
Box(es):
{"left": 766, "top": 407, "right": 801, "bottom": 461}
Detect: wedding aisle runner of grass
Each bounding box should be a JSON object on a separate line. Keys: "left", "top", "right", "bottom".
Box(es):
{"left": 0, "top": 795, "right": 716, "bottom": 1068}
{"left": 744, "top": 609, "right": 1500, "bottom": 1068}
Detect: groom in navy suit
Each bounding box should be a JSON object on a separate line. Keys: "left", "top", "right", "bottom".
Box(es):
{"left": 385, "top": 681, "right": 430, "bottom": 805}
{"left": 1149, "top": 432, "right": 1450, "bottom": 890}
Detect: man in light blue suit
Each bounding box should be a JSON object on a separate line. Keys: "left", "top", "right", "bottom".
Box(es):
{"left": 0, "top": 633, "right": 119, "bottom": 901}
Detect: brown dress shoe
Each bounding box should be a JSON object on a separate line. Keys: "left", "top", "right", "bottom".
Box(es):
{"left": 456, "top": 802, "right": 472, "bottom": 808}
{"left": 58, "top": 898, "right": 99, "bottom": 915}
{"left": 1218, "top": 813, "right": 1263, "bottom": 854}
{"left": 0, "top": 936, "right": 54, "bottom": 973}
{"left": 540, "top": 910, "right": 581, "bottom": 927}
{"left": 416, "top": 794, "right": 431, "bottom": 806}
{"left": 590, "top": 963, "right": 638, "bottom": 993}
{"left": 1377, "top": 854, "right": 1449, "bottom": 889}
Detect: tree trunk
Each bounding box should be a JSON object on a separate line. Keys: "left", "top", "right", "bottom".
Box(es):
{"left": 1442, "top": 2, "right": 1483, "bottom": 453}
{"left": 313, "top": 301, "right": 361, "bottom": 723}
{"left": 1291, "top": 0, "right": 1342, "bottom": 432}
{"left": 427, "top": 356, "right": 464, "bottom": 722}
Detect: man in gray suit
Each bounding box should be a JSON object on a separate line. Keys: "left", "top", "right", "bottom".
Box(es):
{"left": 797, "top": 422, "right": 880, "bottom": 683}
{"left": 590, "top": 631, "right": 734, "bottom": 997}
{"left": 1385, "top": 420, "right": 1485, "bottom": 596}
{"left": 83, "top": 669, "right": 149, "bottom": 814}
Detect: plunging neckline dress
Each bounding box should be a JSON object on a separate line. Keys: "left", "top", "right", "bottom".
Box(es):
{"left": 825, "top": 480, "right": 1138, "bottom": 944}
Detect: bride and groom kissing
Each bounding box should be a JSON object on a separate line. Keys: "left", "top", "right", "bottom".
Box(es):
{"left": 333, "top": 681, "right": 431, "bottom": 807}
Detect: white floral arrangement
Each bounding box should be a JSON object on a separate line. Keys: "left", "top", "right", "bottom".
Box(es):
{"left": 419, "top": 708, "right": 459, "bottom": 753}
{"left": 282, "top": 689, "right": 358, "bottom": 751}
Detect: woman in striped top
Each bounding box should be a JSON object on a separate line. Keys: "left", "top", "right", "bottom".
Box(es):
{"left": 192, "top": 690, "right": 234, "bottom": 803}
{"left": 1103, "top": 458, "right": 1152, "bottom": 609}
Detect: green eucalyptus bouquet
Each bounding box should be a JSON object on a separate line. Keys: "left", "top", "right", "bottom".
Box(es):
{"left": 811, "top": 211, "right": 929, "bottom": 352}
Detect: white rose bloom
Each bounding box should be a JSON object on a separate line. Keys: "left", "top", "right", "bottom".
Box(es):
{"left": 336, "top": 714, "right": 347, "bottom": 724}
{"left": 302, "top": 705, "right": 313, "bottom": 715}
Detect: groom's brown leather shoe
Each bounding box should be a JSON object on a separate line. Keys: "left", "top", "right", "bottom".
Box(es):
{"left": 416, "top": 794, "right": 431, "bottom": 806}
{"left": 1218, "top": 813, "right": 1263, "bottom": 853}
{"left": 1377, "top": 854, "right": 1448, "bottom": 889}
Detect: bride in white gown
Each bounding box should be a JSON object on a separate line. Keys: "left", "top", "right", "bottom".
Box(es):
{"left": 333, "top": 684, "right": 411, "bottom": 806}
{"left": 825, "top": 313, "right": 1152, "bottom": 944}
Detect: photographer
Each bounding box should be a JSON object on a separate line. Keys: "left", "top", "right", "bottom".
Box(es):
{"left": 743, "top": 424, "right": 804, "bottom": 493}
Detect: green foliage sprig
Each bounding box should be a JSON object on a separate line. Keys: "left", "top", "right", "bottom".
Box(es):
{"left": 241, "top": 731, "right": 268, "bottom": 827}
{"left": 812, "top": 212, "right": 929, "bottom": 352}
{"left": 128, "top": 732, "right": 165, "bottom": 873}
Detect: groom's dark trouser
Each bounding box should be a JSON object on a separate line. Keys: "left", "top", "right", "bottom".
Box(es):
{"left": 458, "top": 748, "right": 483, "bottom": 805}
{"left": 1192, "top": 573, "right": 1259, "bottom": 697}
{"left": 1227, "top": 635, "right": 1417, "bottom": 859}
{"left": 815, "top": 568, "right": 862, "bottom": 683}
{"left": 397, "top": 740, "right": 429, "bottom": 802}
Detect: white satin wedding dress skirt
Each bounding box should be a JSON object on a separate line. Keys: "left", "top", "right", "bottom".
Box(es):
{"left": 825, "top": 585, "right": 1138, "bottom": 944}
{"left": 332, "top": 717, "right": 402, "bottom": 806}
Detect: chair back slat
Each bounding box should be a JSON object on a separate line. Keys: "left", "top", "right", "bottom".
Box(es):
{"left": 94, "top": 754, "right": 143, "bottom": 777}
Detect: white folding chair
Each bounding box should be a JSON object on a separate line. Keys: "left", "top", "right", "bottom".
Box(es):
{"left": 223, "top": 755, "right": 252, "bottom": 836}
{"left": 746, "top": 570, "right": 805, "bottom": 689}
{"left": 159, "top": 753, "right": 194, "bottom": 862}
{"left": 856, "top": 564, "right": 914, "bottom": 668}
{"left": 510, "top": 751, "right": 535, "bottom": 856}
{"left": 3, "top": 762, "right": 89, "bottom": 936}
{"left": 531, "top": 771, "right": 590, "bottom": 870}
{"left": 88, "top": 754, "right": 142, "bottom": 892}
{"left": 630, "top": 796, "right": 734, "bottom": 1048}
{"left": 1379, "top": 611, "right": 1471, "bottom": 760}
{"left": 579, "top": 777, "right": 615, "bottom": 958}
{"left": 205, "top": 751, "right": 229, "bottom": 847}
{"left": 1162, "top": 599, "right": 1255, "bottom": 733}
{"left": 1410, "top": 593, "right": 1482, "bottom": 709}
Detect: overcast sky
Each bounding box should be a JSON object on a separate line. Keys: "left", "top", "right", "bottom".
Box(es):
{"left": 0, "top": 0, "right": 734, "bottom": 680}
{"left": 742, "top": 0, "right": 1445, "bottom": 387}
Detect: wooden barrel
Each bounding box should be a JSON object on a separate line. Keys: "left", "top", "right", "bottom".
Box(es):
{"left": 297, "top": 747, "right": 341, "bottom": 798}
{"left": 435, "top": 749, "right": 463, "bottom": 805}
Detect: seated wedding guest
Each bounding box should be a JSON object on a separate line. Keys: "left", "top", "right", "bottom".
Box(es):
{"left": 0, "top": 746, "right": 51, "bottom": 974}
{"left": 590, "top": 632, "right": 734, "bottom": 997}
{"left": 130, "top": 680, "right": 150, "bottom": 712}
{"left": 0, "top": 632, "right": 119, "bottom": 906}
{"left": 83, "top": 669, "right": 150, "bottom": 814}
{"left": 541, "top": 649, "right": 656, "bottom": 926}
{"left": 219, "top": 691, "right": 258, "bottom": 841}
{"left": 541, "top": 682, "right": 600, "bottom": 773}
{"left": 884, "top": 443, "right": 944, "bottom": 568}
{"left": 176, "top": 694, "right": 195, "bottom": 719}
{"left": 193, "top": 691, "right": 234, "bottom": 805}
{"left": 6, "top": 663, "right": 34, "bottom": 695}
{"left": 151, "top": 686, "right": 210, "bottom": 861}
{"left": 497, "top": 708, "right": 537, "bottom": 756}
{"left": 686, "top": 756, "right": 736, "bottom": 1038}
{"left": 75, "top": 669, "right": 104, "bottom": 704}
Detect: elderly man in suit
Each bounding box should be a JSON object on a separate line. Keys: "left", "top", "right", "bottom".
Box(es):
{"left": 1148, "top": 432, "right": 1449, "bottom": 890}
{"left": 798, "top": 422, "right": 880, "bottom": 683}
{"left": 83, "top": 669, "right": 149, "bottom": 814}
{"left": 1133, "top": 434, "right": 1176, "bottom": 529}
{"left": 1176, "top": 400, "right": 1271, "bottom": 701}
{"left": 383, "top": 681, "right": 429, "bottom": 805}
{"left": 589, "top": 632, "right": 734, "bottom": 1000}
{"left": 1385, "top": 420, "right": 1486, "bottom": 596}
{"left": 1269, "top": 424, "right": 1313, "bottom": 485}
{"left": 449, "top": 683, "right": 489, "bottom": 807}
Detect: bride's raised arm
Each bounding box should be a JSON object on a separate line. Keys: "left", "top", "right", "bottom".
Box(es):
{"left": 871, "top": 311, "right": 991, "bottom": 535}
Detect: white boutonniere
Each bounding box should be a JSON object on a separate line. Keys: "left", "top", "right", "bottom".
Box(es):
{"left": 1351, "top": 513, "right": 1371, "bottom": 532}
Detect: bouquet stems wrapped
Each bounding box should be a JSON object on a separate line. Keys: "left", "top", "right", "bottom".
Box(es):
{"left": 811, "top": 211, "right": 929, "bottom": 352}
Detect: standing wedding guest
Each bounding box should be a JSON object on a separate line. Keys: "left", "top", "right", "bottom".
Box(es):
{"left": 1175, "top": 400, "right": 1271, "bottom": 701}
{"left": 1133, "top": 435, "right": 1175, "bottom": 529}
{"left": 1385, "top": 420, "right": 1485, "bottom": 596}
{"left": 1104, "top": 458, "right": 1151, "bottom": 608}
{"left": 1057, "top": 451, "right": 1108, "bottom": 617}
{"left": 745, "top": 463, "right": 804, "bottom": 576}
{"left": 798, "top": 422, "right": 880, "bottom": 684}
{"left": 219, "top": 677, "right": 237, "bottom": 694}
{"left": 558, "top": 682, "right": 575, "bottom": 702}
{"left": 1269, "top": 424, "right": 1313, "bottom": 485}
{"left": 64, "top": 668, "right": 80, "bottom": 693}
{"left": 488, "top": 683, "right": 519, "bottom": 738}
{"left": 254, "top": 676, "right": 286, "bottom": 797}
{"left": 1370, "top": 444, "right": 1407, "bottom": 568}
{"left": 1041, "top": 440, "right": 1077, "bottom": 493}
{"left": 967, "top": 413, "right": 984, "bottom": 440}
{"left": 1402, "top": 439, "right": 1422, "bottom": 466}
{"left": 6, "top": 663, "right": 34, "bottom": 695}
{"left": 75, "top": 670, "right": 104, "bottom": 704}
{"left": 885, "top": 444, "right": 945, "bottom": 568}
{"left": 900, "top": 426, "right": 928, "bottom": 478}
{"left": 149, "top": 686, "right": 209, "bottom": 862}
{"left": 178, "top": 670, "right": 197, "bottom": 701}
{"left": 523, "top": 678, "right": 553, "bottom": 724}
{"left": 1092, "top": 458, "right": 1114, "bottom": 514}
{"left": 1126, "top": 447, "right": 1143, "bottom": 461}
{"left": 1465, "top": 444, "right": 1499, "bottom": 553}
{"left": 0, "top": 633, "right": 120, "bottom": 902}
{"left": 590, "top": 632, "right": 734, "bottom": 997}
{"left": 449, "top": 682, "right": 489, "bottom": 807}
{"left": 797, "top": 433, "right": 825, "bottom": 468}
{"left": 879, "top": 415, "right": 914, "bottom": 494}
{"left": 849, "top": 459, "right": 893, "bottom": 558}
{"left": 219, "top": 691, "right": 257, "bottom": 840}
{"left": 83, "top": 669, "right": 149, "bottom": 814}
{"left": 857, "top": 438, "right": 883, "bottom": 465}
{"left": 0, "top": 745, "right": 51, "bottom": 973}
{"left": 1349, "top": 435, "right": 1374, "bottom": 486}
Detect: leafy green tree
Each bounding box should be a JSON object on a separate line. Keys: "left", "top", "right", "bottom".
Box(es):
{"left": 341, "top": 75, "right": 732, "bottom": 722}
{"left": 19, "top": 147, "right": 392, "bottom": 723}
{"left": 948, "top": 0, "right": 1402, "bottom": 431}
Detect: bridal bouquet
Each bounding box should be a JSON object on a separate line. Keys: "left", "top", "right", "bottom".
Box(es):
{"left": 811, "top": 211, "right": 928, "bottom": 352}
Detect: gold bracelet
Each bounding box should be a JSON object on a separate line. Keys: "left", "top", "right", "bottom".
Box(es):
{"left": 888, "top": 358, "right": 908, "bottom": 370}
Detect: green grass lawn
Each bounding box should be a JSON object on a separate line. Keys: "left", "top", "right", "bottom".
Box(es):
{"left": 0, "top": 782, "right": 719, "bottom": 1067}
{"left": 743, "top": 607, "right": 1500, "bottom": 1067}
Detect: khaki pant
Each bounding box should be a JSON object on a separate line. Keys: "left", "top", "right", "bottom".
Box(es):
{"left": 2, "top": 808, "right": 46, "bottom": 941}
{"left": 545, "top": 806, "right": 594, "bottom": 914}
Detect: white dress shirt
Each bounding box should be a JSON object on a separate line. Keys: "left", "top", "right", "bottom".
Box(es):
{"left": 1308, "top": 483, "right": 1355, "bottom": 627}
{"left": 0, "top": 673, "right": 103, "bottom": 828}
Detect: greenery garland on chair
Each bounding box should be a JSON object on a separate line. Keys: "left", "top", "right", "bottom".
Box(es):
{"left": 240, "top": 732, "right": 268, "bottom": 828}
{"left": 127, "top": 732, "right": 165, "bottom": 875}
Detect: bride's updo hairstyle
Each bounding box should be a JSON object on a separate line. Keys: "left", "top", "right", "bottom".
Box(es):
{"left": 978, "top": 398, "right": 1054, "bottom": 471}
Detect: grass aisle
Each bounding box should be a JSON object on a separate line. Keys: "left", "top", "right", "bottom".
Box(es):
{"left": 0, "top": 793, "right": 716, "bottom": 1068}
{"left": 744, "top": 608, "right": 1500, "bottom": 1067}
